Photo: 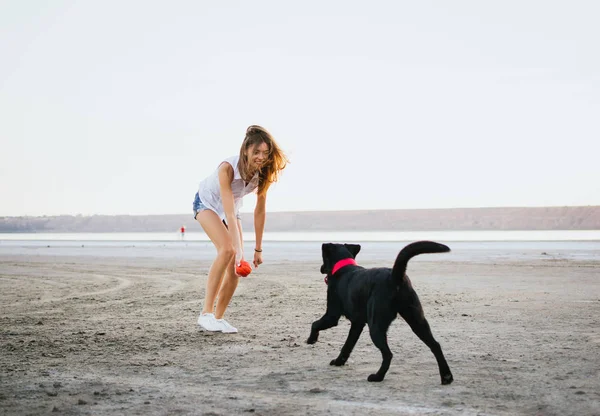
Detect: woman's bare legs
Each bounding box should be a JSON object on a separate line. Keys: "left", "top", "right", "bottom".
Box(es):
{"left": 214, "top": 218, "right": 244, "bottom": 319}
{"left": 196, "top": 210, "right": 235, "bottom": 315}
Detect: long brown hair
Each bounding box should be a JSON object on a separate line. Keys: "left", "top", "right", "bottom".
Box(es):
{"left": 238, "top": 125, "right": 288, "bottom": 196}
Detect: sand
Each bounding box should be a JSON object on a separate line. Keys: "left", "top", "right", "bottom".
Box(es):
{"left": 1, "top": 246, "right": 599, "bottom": 415}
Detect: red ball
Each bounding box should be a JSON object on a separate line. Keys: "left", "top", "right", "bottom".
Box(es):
{"left": 235, "top": 260, "right": 252, "bottom": 277}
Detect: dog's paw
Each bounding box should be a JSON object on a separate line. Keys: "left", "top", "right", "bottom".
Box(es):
{"left": 441, "top": 373, "right": 454, "bottom": 385}
{"left": 367, "top": 373, "right": 385, "bottom": 382}
{"left": 330, "top": 358, "right": 346, "bottom": 366}
{"left": 306, "top": 336, "right": 318, "bottom": 344}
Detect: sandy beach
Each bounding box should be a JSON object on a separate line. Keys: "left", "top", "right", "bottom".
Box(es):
{"left": 1, "top": 243, "right": 599, "bottom": 415}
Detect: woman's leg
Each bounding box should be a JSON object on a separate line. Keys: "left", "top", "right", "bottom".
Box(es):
{"left": 214, "top": 217, "right": 244, "bottom": 319}
{"left": 214, "top": 257, "right": 238, "bottom": 319}
{"left": 196, "top": 210, "right": 235, "bottom": 315}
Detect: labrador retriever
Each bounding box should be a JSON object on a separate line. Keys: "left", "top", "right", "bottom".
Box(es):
{"left": 307, "top": 240, "right": 454, "bottom": 383}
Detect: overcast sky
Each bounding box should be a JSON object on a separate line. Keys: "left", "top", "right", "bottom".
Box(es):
{"left": 1, "top": 1, "right": 598, "bottom": 216}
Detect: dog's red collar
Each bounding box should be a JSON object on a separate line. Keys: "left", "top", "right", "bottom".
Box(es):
{"left": 325, "top": 258, "right": 357, "bottom": 285}
{"left": 332, "top": 258, "right": 357, "bottom": 275}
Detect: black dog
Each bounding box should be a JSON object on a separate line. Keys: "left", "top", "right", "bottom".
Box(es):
{"left": 307, "top": 240, "right": 454, "bottom": 383}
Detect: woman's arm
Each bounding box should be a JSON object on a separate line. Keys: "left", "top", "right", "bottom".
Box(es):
{"left": 253, "top": 193, "right": 267, "bottom": 267}
{"left": 218, "top": 163, "right": 243, "bottom": 264}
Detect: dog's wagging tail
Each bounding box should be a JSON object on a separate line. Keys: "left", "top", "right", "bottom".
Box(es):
{"left": 392, "top": 240, "right": 450, "bottom": 284}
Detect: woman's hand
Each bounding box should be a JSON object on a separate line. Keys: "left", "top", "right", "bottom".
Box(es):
{"left": 234, "top": 256, "right": 245, "bottom": 277}
{"left": 235, "top": 251, "right": 243, "bottom": 267}
{"left": 253, "top": 250, "right": 263, "bottom": 268}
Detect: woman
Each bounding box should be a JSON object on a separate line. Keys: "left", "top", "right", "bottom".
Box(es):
{"left": 193, "top": 125, "right": 288, "bottom": 333}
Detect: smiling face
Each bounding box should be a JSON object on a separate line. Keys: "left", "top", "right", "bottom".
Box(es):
{"left": 246, "top": 141, "right": 270, "bottom": 172}
{"left": 239, "top": 124, "right": 287, "bottom": 194}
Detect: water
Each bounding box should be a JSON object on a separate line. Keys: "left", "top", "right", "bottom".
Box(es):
{"left": 1, "top": 229, "right": 599, "bottom": 243}
{"left": 1, "top": 230, "right": 599, "bottom": 263}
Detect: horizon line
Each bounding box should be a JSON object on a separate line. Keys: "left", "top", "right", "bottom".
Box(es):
{"left": 2, "top": 204, "right": 599, "bottom": 218}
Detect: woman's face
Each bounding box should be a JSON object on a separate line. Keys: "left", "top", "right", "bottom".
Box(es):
{"left": 246, "top": 142, "right": 270, "bottom": 171}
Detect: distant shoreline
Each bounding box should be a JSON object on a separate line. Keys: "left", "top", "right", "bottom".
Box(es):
{"left": 1, "top": 205, "right": 599, "bottom": 233}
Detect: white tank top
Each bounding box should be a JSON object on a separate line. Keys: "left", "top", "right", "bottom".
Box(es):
{"left": 197, "top": 155, "right": 259, "bottom": 221}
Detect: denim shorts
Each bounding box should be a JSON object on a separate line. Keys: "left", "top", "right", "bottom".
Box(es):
{"left": 193, "top": 192, "right": 241, "bottom": 222}
{"left": 192, "top": 192, "right": 209, "bottom": 220}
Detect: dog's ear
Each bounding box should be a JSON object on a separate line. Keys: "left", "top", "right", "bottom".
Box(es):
{"left": 344, "top": 243, "right": 361, "bottom": 258}
{"left": 321, "top": 243, "right": 332, "bottom": 274}
{"left": 322, "top": 243, "right": 338, "bottom": 257}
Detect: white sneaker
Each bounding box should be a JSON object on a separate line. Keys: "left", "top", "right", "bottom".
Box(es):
{"left": 197, "top": 313, "right": 222, "bottom": 332}
{"left": 215, "top": 318, "right": 238, "bottom": 334}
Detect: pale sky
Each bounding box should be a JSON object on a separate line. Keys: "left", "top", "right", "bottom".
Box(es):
{"left": 1, "top": 1, "right": 599, "bottom": 216}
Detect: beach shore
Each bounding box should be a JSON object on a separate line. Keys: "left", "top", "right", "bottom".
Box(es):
{"left": 1, "top": 246, "right": 599, "bottom": 415}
